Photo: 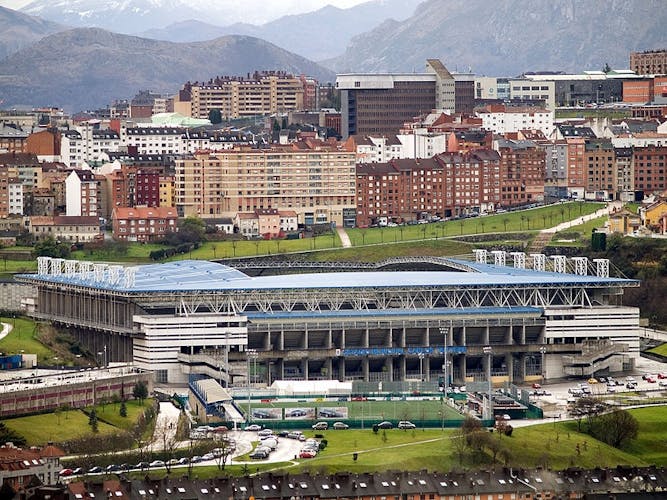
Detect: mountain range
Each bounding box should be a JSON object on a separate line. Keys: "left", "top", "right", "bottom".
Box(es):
{"left": 139, "top": 0, "right": 421, "bottom": 62}
{"left": 0, "top": 5, "right": 64, "bottom": 60}
{"left": 0, "top": 28, "right": 335, "bottom": 111}
{"left": 328, "top": 0, "right": 667, "bottom": 75}
{"left": 1, "top": 0, "right": 667, "bottom": 112}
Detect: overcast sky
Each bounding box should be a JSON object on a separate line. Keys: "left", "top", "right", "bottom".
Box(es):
{"left": 0, "top": 0, "right": 370, "bottom": 15}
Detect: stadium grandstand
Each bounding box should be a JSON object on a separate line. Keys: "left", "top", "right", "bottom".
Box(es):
{"left": 16, "top": 252, "right": 640, "bottom": 385}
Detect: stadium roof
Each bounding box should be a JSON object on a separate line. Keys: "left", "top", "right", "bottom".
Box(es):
{"left": 21, "top": 259, "right": 638, "bottom": 293}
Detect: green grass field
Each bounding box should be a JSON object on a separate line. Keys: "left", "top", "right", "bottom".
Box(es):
{"left": 2, "top": 399, "right": 154, "bottom": 446}
{"left": 0, "top": 317, "right": 54, "bottom": 362}
{"left": 646, "top": 344, "right": 667, "bottom": 357}
{"left": 248, "top": 399, "right": 463, "bottom": 422}
{"left": 553, "top": 216, "right": 609, "bottom": 243}
{"left": 2, "top": 409, "right": 118, "bottom": 445}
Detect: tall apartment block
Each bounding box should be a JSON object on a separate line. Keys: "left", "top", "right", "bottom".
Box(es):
{"left": 630, "top": 50, "right": 667, "bottom": 76}
{"left": 336, "top": 59, "right": 470, "bottom": 138}
{"left": 176, "top": 71, "right": 309, "bottom": 120}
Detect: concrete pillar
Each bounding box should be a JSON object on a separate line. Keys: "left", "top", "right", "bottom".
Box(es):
{"left": 387, "top": 358, "right": 394, "bottom": 381}
{"left": 264, "top": 332, "right": 271, "bottom": 350}
{"left": 362, "top": 358, "right": 369, "bottom": 381}
{"left": 339, "top": 358, "right": 346, "bottom": 381}
{"left": 505, "top": 353, "right": 513, "bottom": 383}
{"left": 516, "top": 354, "right": 526, "bottom": 382}
{"left": 302, "top": 359, "right": 309, "bottom": 380}
{"left": 304, "top": 326, "right": 309, "bottom": 349}
{"left": 279, "top": 329, "right": 284, "bottom": 351}
{"left": 425, "top": 326, "right": 430, "bottom": 348}
{"left": 484, "top": 325, "right": 490, "bottom": 345}
{"left": 401, "top": 327, "right": 406, "bottom": 348}
{"left": 363, "top": 327, "right": 369, "bottom": 348}
{"left": 520, "top": 324, "right": 526, "bottom": 344}
{"left": 400, "top": 356, "right": 406, "bottom": 380}
{"left": 327, "top": 329, "right": 333, "bottom": 349}
{"left": 325, "top": 358, "right": 333, "bottom": 379}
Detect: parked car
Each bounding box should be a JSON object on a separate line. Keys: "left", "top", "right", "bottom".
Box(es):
{"left": 333, "top": 422, "right": 349, "bottom": 430}
{"left": 531, "top": 383, "right": 542, "bottom": 389}
{"left": 133, "top": 462, "right": 148, "bottom": 470}
{"left": 312, "top": 422, "right": 329, "bottom": 430}
{"left": 149, "top": 460, "right": 165, "bottom": 468}
{"left": 249, "top": 449, "right": 269, "bottom": 460}
{"left": 299, "top": 450, "right": 316, "bottom": 459}
{"left": 587, "top": 378, "right": 598, "bottom": 384}
{"left": 659, "top": 380, "right": 667, "bottom": 387}
{"left": 177, "top": 457, "right": 190, "bottom": 465}
{"left": 72, "top": 467, "right": 83, "bottom": 475}
{"left": 398, "top": 421, "right": 416, "bottom": 429}
{"left": 376, "top": 421, "right": 393, "bottom": 429}
{"left": 105, "top": 464, "right": 122, "bottom": 473}
{"left": 626, "top": 382, "right": 638, "bottom": 390}
{"left": 201, "top": 453, "right": 215, "bottom": 461}
{"left": 658, "top": 373, "right": 667, "bottom": 379}
{"left": 244, "top": 424, "right": 262, "bottom": 431}
{"left": 287, "top": 431, "right": 304, "bottom": 439}
{"left": 646, "top": 376, "right": 657, "bottom": 383}
{"left": 88, "top": 466, "right": 103, "bottom": 474}
{"left": 59, "top": 469, "right": 73, "bottom": 477}
{"left": 257, "top": 429, "right": 274, "bottom": 437}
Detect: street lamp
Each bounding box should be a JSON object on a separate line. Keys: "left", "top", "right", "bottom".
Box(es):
{"left": 539, "top": 346, "right": 547, "bottom": 382}
{"left": 440, "top": 327, "right": 449, "bottom": 396}
{"left": 246, "top": 349, "right": 258, "bottom": 422}
{"left": 482, "top": 346, "right": 493, "bottom": 420}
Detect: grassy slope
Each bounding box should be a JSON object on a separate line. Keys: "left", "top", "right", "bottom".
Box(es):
{"left": 0, "top": 316, "right": 53, "bottom": 361}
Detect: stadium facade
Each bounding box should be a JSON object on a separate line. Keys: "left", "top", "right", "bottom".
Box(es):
{"left": 17, "top": 253, "right": 640, "bottom": 386}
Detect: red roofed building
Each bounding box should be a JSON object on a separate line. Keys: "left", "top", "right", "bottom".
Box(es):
{"left": 0, "top": 443, "right": 64, "bottom": 491}
{"left": 111, "top": 206, "right": 178, "bottom": 242}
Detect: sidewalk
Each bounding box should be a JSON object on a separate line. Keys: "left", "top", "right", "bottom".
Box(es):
{"left": 0, "top": 322, "right": 12, "bottom": 341}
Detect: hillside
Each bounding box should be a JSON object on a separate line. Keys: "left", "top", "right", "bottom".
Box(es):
{"left": 140, "top": 0, "right": 422, "bottom": 62}
{"left": 0, "top": 5, "right": 65, "bottom": 60}
{"left": 326, "top": 0, "right": 667, "bottom": 75}
{"left": 0, "top": 28, "right": 336, "bottom": 112}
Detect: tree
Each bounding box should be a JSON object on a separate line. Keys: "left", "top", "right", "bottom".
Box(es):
{"left": 214, "top": 436, "right": 234, "bottom": 471}
{"left": 0, "top": 422, "right": 26, "bottom": 446}
{"left": 119, "top": 401, "right": 127, "bottom": 418}
{"left": 451, "top": 427, "right": 470, "bottom": 465}
{"left": 178, "top": 216, "right": 206, "bottom": 244}
{"left": 208, "top": 108, "right": 222, "bottom": 124}
{"left": 590, "top": 409, "right": 639, "bottom": 448}
{"left": 157, "top": 420, "right": 178, "bottom": 474}
{"left": 571, "top": 396, "right": 608, "bottom": 432}
{"left": 133, "top": 381, "right": 149, "bottom": 404}
{"left": 89, "top": 408, "right": 99, "bottom": 433}
{"left": 33, "top": 237, "right": 70, "bottom": 258}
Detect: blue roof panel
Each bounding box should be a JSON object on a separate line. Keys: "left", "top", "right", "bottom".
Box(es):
{"left": 20, "top": 259, "right": 638, "bottom": 293}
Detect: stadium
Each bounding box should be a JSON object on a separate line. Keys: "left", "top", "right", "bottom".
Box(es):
{"left": 17, "top": 252, "right": 640, "bottom": 387}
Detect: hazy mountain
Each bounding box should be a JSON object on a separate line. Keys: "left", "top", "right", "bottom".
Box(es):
{"left": 326, "top": 0, "right": 667, "bottom": 75}
{"left": 0, "top": 5, "right": 65, "bottom": 60}
{"left": 20, "top": 0, "right": 206, "bottom": 34}
{"left": 0, "top": 28, "right": 336, "bottom": 111}
{"left": 140, "top": 0, "right": 423, "bottom": 61}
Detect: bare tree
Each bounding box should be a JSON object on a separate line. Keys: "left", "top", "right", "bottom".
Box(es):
{"left": 590, "top": 409, "right": 639, "bottom": 448}
{"left": 156, "top": 420, "right": 178, "bottom": 474}
{"left": 213, "top": 436, "right": 235, "bottom": 471}
{"left": 451, "top": 427, "right": 469, "bottom": 466}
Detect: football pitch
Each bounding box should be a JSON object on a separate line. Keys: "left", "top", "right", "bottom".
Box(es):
{"left": 244, "top": 398, "right": 464, "bottom": 423}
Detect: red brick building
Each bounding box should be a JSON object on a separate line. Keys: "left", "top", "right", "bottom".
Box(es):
{"left": 495, "top": 139, "right": 546, "bottom": 206}
{"left": 111, "top": 206, "right": 178, "bottom": 242}
{"left": 26, "top": 128, "right": 61, "bottom": 157}
{"left": 633, "top": 146, "right": 667, "bottom": 195}
{"left": 355, "top": 150, "right": 503, "bottom": 226}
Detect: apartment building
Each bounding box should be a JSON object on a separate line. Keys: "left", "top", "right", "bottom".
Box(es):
{"left": 0, "top": 443, "right": 64, "bottom": 491}
{"left": 584, "top": 139, "right": 616, "bottom": 198}
{"left": 60, "top": 127, "right": 121, "bottom": 168}
{"left": 65, "top": 169, "right": 101, "bottom": 217}
{"left": 631, "top": 49, "right": 667, "bottom": 75}
{"left": 185, "top": 71, "right": 307, "bottom": 120}
{"left": 495, "top": 139, "right": 546, "bottom": 206}
{"left": 111, "top": 206, "right": 178, "bottom": 242}
{"left": 633, "top": 146, "right": 667, "bottom": 195}
{"left": 476, "top": 105, "right": 554, "bottom": 137}
{"left": 175, "top": 143, "right": 357, "bottom": 227}
{"left": 29, "top": 215, "right": 102, "bottom": 242}
{"left": 124, "top": 126, "right": 187, "bottom": 156}
{"left": 355, "top": 150, "right": 502, "bottom": 226}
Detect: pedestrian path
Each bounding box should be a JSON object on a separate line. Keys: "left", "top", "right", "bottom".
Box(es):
{"left": 0, "top": 322, "right": 12, "bottom": 341}
{"left": 337, "top": 226, "right": 352, "bottom": 248}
